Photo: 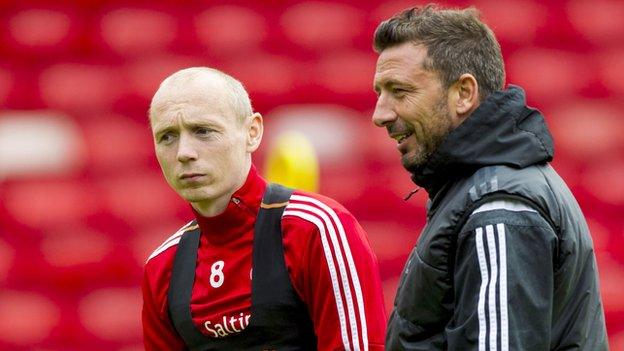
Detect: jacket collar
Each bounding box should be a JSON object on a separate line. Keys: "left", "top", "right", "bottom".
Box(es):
{"left": 192, "top": 164, "right": 267, "bottom": 245}
{"left": 410, "top": 85, "right": 554, "bottom": 197}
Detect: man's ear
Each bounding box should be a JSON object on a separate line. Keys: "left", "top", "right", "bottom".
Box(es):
{"left": 246, "top": 112, "right": 263, "bottom": 153}
{"left": 451, "top": 73, "right": 480, "bottom": 127}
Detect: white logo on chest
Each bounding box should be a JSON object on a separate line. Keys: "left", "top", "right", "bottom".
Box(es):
{"left": 204, "top": 312, "right": 251, "bottom": 338}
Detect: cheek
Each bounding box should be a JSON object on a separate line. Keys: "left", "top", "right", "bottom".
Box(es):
{"left": 209, "top": 143, "right": 244, "bottom": 171}
{"left": 155, "top": 150, "right": 172, "bottom": 173}
{"left": 396, "top": 101, "right": 426, "bottom": 128}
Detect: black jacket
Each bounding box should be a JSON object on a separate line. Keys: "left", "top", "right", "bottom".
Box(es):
{"left": 386, "top": 86, "right": 608, "bottom": 350}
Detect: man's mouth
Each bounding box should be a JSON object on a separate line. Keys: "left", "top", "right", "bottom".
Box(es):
{"left": 391, "top": 132, "right": 413, "bottom": 144}
{"left": 179, "top": 173, "right": 205, "bottom": 180}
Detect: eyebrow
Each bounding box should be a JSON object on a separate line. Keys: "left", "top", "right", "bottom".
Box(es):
{"left": 153, "top": 117, "right": 224, "bottom": 134}
{"left": 374, "top": 78, "right": 411, "bottom": 92}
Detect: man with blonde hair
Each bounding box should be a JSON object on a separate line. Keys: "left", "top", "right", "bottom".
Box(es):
{"left": 142, "top": 67, "right": 387, "bottom": 350}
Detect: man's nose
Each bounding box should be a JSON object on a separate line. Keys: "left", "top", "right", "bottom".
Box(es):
{"left": 372, "top": 94, "right": 397, "bottom": 127}
{"left": 176, "top": 134, "right": 198, "bottom": 162}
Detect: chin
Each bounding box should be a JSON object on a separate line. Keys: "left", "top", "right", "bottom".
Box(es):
{"left": 401, "top": 153, "right": 424, "bottom": 171}
{"left": 178, "top": 188, "right": 212, "bottom": 203}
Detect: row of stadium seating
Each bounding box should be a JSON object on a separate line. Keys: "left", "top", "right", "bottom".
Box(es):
{"left": 1, "top": 0, "right": 623, "bottom": 349}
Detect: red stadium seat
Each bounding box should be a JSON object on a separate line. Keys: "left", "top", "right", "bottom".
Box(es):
{"left": 80, "top": 114, "right": 154, "bottom": 173}
{"left": 0, "top": 290, "right": 60, "bottom": 347}
{"left": 0, "top": 110, "right": 85, "bottom": 178}
{"left": 223, "top": 54, "right": 297, "bottom": 96}
{"left": 597, "top": 50, "right": 624, "bottom": 97}
{"left": 598, "top": 255, "right": 624, "bottom": 317}
{"left": 475, "top": 0, "right": 546, "bottom": 44}
{"left": 0, "top": 67, "right": 14, "bottom": 105}
{"left": 2, "top": 177, "right": 98, "bottom": 230}
{"left": 586, "top": 218, "right": 611, "bottom": 255}
{"left": 611, "top": 333, "right": 624, "bottom": 351}
{"left": 8, "top": 9, "right": 71, "bottom": 47}
{"left": 315, "top": 50, "right": 377, "bottom": 94}
{"left": 195, "top": 5, "right": 267, "bottom": 55}
{"left": 39, "top": 63, "right": 122, "bottom": 111}
{"left": 98, "top": 8, "right": 177, "bottom": 56}
{"left": 117, "top": 345, "right": 143, "bottom": 351}
{"left": 547, "top": 101, "right": 624, "bottom": 163}
{"left": 581, "top": 159, "right": 624, "bottom": 206}
{"left": 281, "top": 2, "right": 364, "bottom": 50}
{"left": 360, "top": 220, "right": 417, "bottom": 263}
{"left": 371, "top": 0, "right": 458, "bottom": 23}
{"left": 318, "top": 166, "right": 369, "bottom": 207}
{"left": 0, "top": 0, "right": 622, "bottom": 348}
{"left": 9, "top": 223, "right": 141, "bottom": 291}
{"left": 40, "top": 226, "right": 113, "bottom": 269}
{"left": 78, "top": 288, "right": 142, "bottom": 342}
{"left": 598, "top": 257, "right": 624, "bottom": 351}
{"left": 506, "top": 48, "right": 588, "bottom": 103}
{"left": 0, "top": 239, "right": 15, "bottom": 284}
{"left": 97, "top": 173, "right": 186, "bottom": 226}
{"left": 264, "top": 104, "right": 366, "bottom": 165}
{"left": 382, "top": 276, "right": 401, "bottom": 314}
{"left": 567, "top": 0, "right": 624, "bottom": 45}
{"left": 122, "top": 55, "right": 201, "bottom": 101}
{"left": 3, "top": 7, "right": 79, "bottom": 56}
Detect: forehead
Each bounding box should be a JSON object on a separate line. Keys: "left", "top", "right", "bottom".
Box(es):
{"left": 150, "top": 94, "right": 237, "bottom": 130}
{"left": 374, "top": 43, "right": 432, "bottom": 86}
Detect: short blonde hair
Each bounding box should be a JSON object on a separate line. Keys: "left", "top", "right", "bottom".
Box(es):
{"left": 149, "top": 67, "right": 253, "bottom": 122}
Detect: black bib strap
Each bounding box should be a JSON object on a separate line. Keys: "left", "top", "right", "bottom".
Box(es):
{"left": 167, "top": 222, "right": 207, "bottom": 350}
{"left": 167, "top": 184, "right": 316, "bottom": 350}
{"left": 252, "top": 183, "right": 294, "bottom": 306}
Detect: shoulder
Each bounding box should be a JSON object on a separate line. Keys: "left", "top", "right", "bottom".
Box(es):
{"left": 447, "top": 164, "right": 561, "bottom": 225}
{"left": 145, "top": 220, "right": 198, "bottom": 265}
{"left": 286, "top": 189, "right": 352, "bottom": 216}
{"left": 281, "top": 190, "right": 370, "bottom": 257}
{"left": 460, "top": 198, "right": 557, "bottom": 240}
{"left": 282, "top": 190, "right": 356, "bottom": 229}
{"left": 142, "top": 221, "right": 198, "bottom": 320}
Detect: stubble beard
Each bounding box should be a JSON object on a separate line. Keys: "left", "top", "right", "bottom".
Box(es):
{"left": 403, "top": 97, "right": 454, "bottom": 173}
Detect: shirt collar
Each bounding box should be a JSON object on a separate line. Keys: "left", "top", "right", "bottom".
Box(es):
{"left": 192, "top": 164, "right": 267, "bottom": 245}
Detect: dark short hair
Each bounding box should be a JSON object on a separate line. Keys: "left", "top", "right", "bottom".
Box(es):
{"left": 373, "top": 4, "right": 505, "bottom": 100}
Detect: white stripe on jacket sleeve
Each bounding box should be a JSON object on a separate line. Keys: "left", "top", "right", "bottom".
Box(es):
{"left": 284, "top": 194, "right": 368, "bottom": 351}
{"left": 281, "top": 209, "right": 351, "bottom": 350}
{"left": 475, "top": 224, "right": 509, "bottom": 351}
{"left": 497, "top": 223, "right": 509, "bottom": 350}
{"left": 485, "top": 225, "right": 499, "bottom": 351}
{"left": 471, "top": 199, "right": 537, "bottom": 215}
{"left": 475, "top": 227, "right": 489, "bottom": 351}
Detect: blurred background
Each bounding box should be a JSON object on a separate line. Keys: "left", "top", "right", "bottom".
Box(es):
{"left": 0, "top": 0, "right": 623, "bottom": 349}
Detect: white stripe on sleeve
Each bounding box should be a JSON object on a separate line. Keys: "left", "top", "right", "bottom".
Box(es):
{"left": 285, "top": 203, "right": 359, "bottom": 349}
{"left": 471, "top": 199, "right": 538, "bottom": 215}
{"left": 147, "top": 221, "right": 196, "bottom": 262}
{"left": 485, "top": 224, "right": 499, "bottom": 351}
{"left": 475, "top": 227, "right": 489, "bottom": 351}
{"left": 475, "top": 223, "right": 508, "bottom": 351}
{"left": 497, "top": 223, "right": 509, "bottom": 351}
{"left": 282, "top": 209, "right": 351, "bottom": 350}
{"left": 284, "top": 194, "right": 368, "bottom": 351}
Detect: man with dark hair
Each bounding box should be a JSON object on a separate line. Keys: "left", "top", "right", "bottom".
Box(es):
{"left": 142, "top": 67, "right": 387, "bottom": 350}
{"left": 372, "top": 5, "right": 608, "bottom": 350}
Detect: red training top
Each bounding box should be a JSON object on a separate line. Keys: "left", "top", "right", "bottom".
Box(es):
{"left": 142, "top": 165, "right": 387, "bottom": 350}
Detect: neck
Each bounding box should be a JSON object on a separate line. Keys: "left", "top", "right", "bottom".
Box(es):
{"left": 190, "top": 159, "right": 252, "bottom": 217}
{"left": 191, "top": 196, "right": 232, "bottom": 217}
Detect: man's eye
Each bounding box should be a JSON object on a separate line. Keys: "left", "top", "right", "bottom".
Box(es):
{"left": 159, "top": 132, "right": 175, "bottom": 143}
{"left": 392, "top": 88, "right": 407, "bottom": 95}
{"left": 195, "top": 127, "right": 213, "bottom": 136}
